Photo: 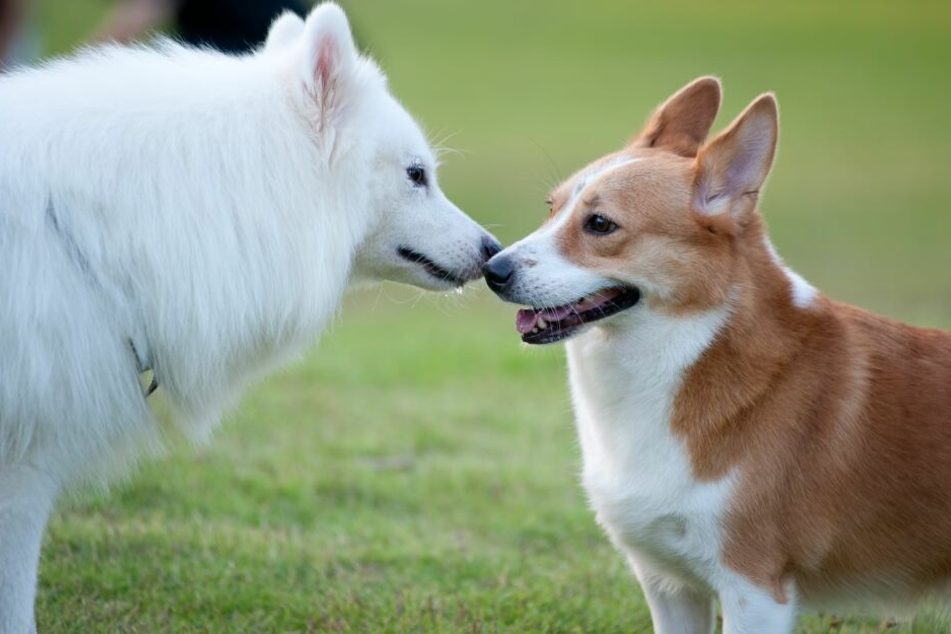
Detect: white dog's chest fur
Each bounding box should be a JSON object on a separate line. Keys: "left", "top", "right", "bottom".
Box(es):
{"left": 566, "top": 308, "right": 734, "bottom": 588}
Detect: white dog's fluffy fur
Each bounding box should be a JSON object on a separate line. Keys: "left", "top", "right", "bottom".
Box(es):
{"left": 0, "top": 5, "right": 497, "bottom": 630}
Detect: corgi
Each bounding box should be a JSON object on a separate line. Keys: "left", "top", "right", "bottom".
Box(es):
{"left": 483, "top": 77, "right": 951, "bottom": 633}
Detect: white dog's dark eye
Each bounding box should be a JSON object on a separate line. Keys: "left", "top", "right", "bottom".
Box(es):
{"left": 585, "top": 214, "right": 618, "bottom": 235}
{"left": 406, "top": 166, "right": 427, "bottom": 188}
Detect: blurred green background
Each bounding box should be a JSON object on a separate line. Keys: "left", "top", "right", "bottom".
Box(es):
{"left": 29, "top": 0, "right": 951, "bottom": 632}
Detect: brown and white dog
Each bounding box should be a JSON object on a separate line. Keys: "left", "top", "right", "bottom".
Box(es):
{"left": 483, "top": 77, "right": 951, "bottom": 633}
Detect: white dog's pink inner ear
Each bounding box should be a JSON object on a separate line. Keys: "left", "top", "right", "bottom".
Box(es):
{"left": 315, "top": 39, "right": 338, "bottom": 92}
{"left": 300, "top": 4, "right": 357, "bottom": 123}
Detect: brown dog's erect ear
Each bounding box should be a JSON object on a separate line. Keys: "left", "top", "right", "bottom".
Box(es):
{"left": 633, "top": 76, "right": 722, "bottom": 157}
{"left": 692, "top": 93, "right": 779, "bottom": 226}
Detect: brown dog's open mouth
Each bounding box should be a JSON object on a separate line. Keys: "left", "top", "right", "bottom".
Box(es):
{"left": 516, "top": 287, "right": 640, "bottom": 344}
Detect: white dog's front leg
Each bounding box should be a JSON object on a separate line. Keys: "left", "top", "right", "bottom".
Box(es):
{"left": 718, "top": 574, "right": 797, "bottom": 634}
{"left": 0, "top": 466, "right": 58, "bottom": 634}
{"left": 632, "top": 563, "right": 715, "bottom": 634}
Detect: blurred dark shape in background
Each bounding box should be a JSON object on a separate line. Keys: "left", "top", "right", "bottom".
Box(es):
{"left": 0, "top": 0, "right": 39, "bottom": 69}
{"left": 1, "top": 0, "right": 311, "bottom": 70}
{"left": 0, "top": 0, "right": 18, "bottom": 62}
{"left": 96, "top": 0, "right": 308, "bottom": 53}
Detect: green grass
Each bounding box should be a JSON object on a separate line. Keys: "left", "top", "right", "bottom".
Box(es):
{"left": 32, "top": 0, "right": 951, "bottom": 632}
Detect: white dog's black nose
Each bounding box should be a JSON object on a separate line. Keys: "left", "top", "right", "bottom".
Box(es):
{"left": 483, "top": 254, "right": 514, "bottom": 293}
{"left": 481, "top": 236, "right": 503, "bottom": 262}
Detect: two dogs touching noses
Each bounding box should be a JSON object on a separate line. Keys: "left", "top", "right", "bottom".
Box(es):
{"left": 484, "top": 76, "right": 951, "bottom": 632}
{"left": 0, "top": 0, "right": 947, "bottom": 631}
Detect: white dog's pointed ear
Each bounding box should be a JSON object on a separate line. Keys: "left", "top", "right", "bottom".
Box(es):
{"left": 633, "top": 76, "right": 722, "bottom": 157}
{"left": 264, "top": 11, "right": 304, "bottom": 52}
{"left": 692, "top": 93, "right": 779, "bottom": 226}
{"left": 299, "top": 3, "right": 358, "bottom": 126}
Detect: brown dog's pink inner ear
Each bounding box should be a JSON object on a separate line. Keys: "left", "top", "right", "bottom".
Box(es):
{"left": 632, "top": 76, "right": 722, "bottom": 158}
{"left": 692, "top": 93, "right": 779, "bottom": 223}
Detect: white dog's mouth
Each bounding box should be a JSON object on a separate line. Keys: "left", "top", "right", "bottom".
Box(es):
{"left": 397, "top": 246, "right": 469, "bottom": 287}
{"left": 516, "top": 287, "right": 641, "bottom": 344}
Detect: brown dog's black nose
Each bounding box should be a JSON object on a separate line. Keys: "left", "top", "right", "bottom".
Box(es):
{"left": 481, "top": 236, "right": 503, "bottom": 262}
{"left": 482, "top": 254, "right": 514, "bottom": 293}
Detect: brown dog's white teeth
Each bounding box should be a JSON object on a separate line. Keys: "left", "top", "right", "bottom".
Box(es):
{"left": 537, "top": 317, "right": 548, "bottom": 329}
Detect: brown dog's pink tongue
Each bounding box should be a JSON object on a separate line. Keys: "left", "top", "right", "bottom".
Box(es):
{"left": 540, "top": 305, "right": 575, "bottom": 321}
{"left": 516, "top": 309, "right": 538, "bottom": 334}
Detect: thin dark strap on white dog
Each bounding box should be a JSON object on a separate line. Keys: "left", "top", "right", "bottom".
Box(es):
{"left": 129, "top": 338, "right": 159, "bottom": 398}
{"left": 144, "top": 374, "right": 159, "bottom": 398}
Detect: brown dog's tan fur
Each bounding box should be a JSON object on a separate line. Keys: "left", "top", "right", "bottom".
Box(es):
{"left": 676, "top": 224, "right": 951, "bottom": 605}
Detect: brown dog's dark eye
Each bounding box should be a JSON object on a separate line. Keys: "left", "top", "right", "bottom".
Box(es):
{"left": 584, "top": 214, "right": 618, "bottom": 235}
{"left": 406, "top": 165, "right": 427, "bottom": 188}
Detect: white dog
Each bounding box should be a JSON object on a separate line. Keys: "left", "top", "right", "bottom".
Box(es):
{"left": 0, "top": 4, "right": 499, "bottom": 631}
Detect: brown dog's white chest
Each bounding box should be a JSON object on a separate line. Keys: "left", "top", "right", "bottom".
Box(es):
{"left": 566, "top": 308, "right": 735, "bottom": 589}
